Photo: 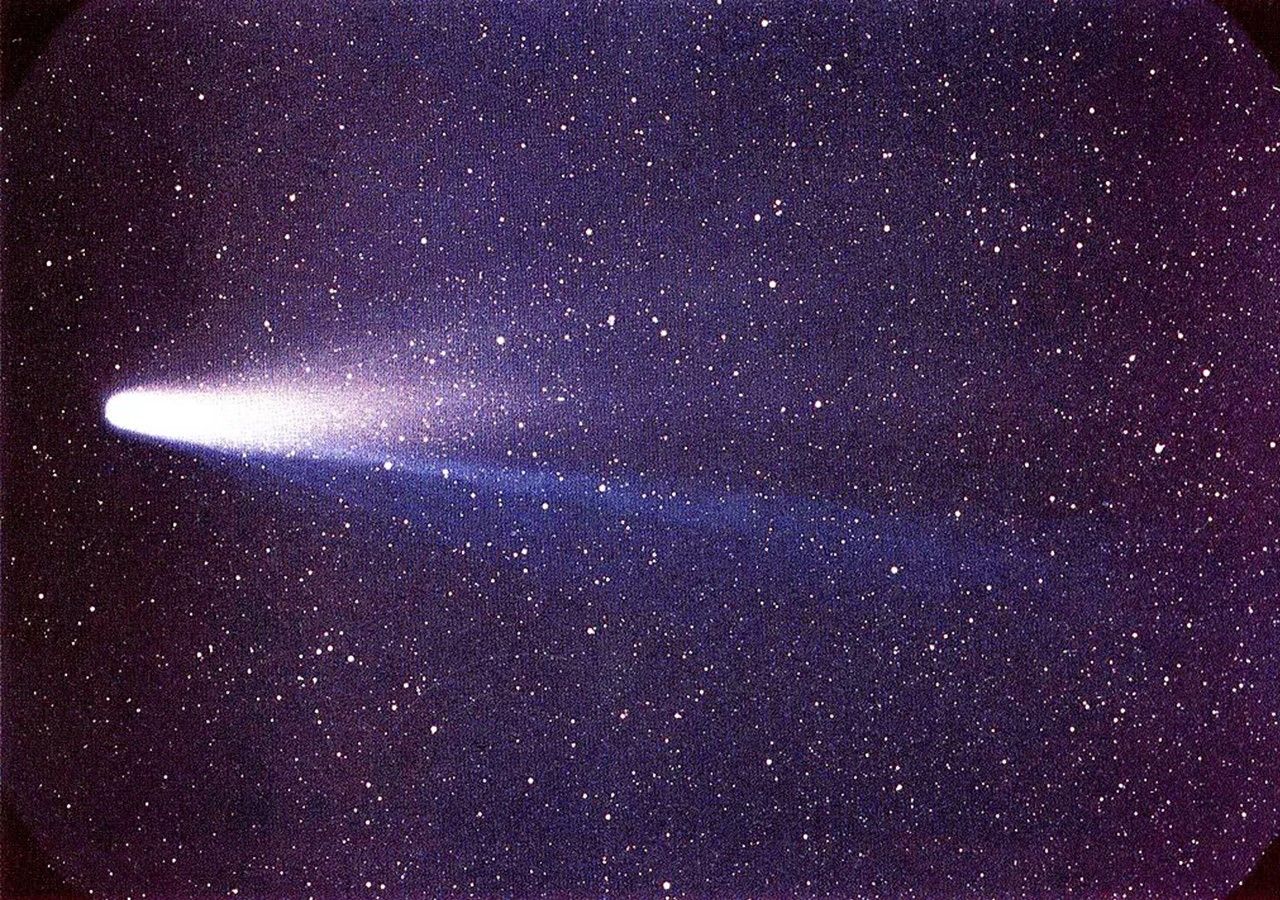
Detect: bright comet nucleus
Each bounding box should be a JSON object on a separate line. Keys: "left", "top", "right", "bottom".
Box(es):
{"left": 104, "top": 386, "right": 359, "bottom": 454}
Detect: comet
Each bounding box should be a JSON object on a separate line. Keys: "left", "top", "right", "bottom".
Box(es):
{"left": 103, "top": 385, "right": 381, "bottom": 455}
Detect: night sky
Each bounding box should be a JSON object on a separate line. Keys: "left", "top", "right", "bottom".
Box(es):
{"left": 4, "top": 1, "right": 1280, "bottom": 897}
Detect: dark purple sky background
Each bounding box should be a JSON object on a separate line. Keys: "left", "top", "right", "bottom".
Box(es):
{"left": 4, "top": 1, "right": 1280, "bottom": 896}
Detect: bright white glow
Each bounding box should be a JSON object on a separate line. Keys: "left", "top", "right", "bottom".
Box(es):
{"left": 104, "top": 387, "right": 355, "bottom": 453}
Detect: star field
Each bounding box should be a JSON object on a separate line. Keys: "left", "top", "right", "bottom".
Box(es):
{"left": 4, "top": 1, "right": 1280, "bottom": 897}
